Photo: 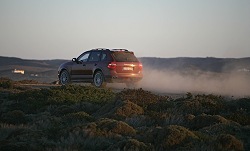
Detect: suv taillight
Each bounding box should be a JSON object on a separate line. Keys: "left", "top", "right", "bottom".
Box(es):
{"left": 139, "top": 62, "right": 143, "bottom": 70}
{"left": 108, "top": 62, "right": 117, "bottom": 69}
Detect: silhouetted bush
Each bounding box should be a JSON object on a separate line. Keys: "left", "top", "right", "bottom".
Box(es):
{"left": 96, "top": 118, "right": 136, "bottom": 136}
{"left": 63, "top": 111, "right": 93, "bottom": 123}
{"left": 1, "top": 110, "right": 27, "bottom": 124}
{"left": 215, "top": 134, "right": 244, "bottom": 151}
{"left": 189, "top": 114, "right": 228, "bottom": 130}
{"left": 9, "top": 85, "right": 115, "bottom": 113}
{"left": 0, "top": 85, "right": 249, "bottom": 150}
{"left": 107, "top": 138, "right": 150, "bottom": 151}
{"left": 226, "top": 110, "right": 250, "bottom": 126}
{"left": 94, "top": 100, "right": 144, "bottom": 120}
{"left": 177, "top": 94, "right": 225, "bottom": 115}
{"left": 143, "top": 125, "right": 199, "bottom": 150}
{"left": 9, "top": 89, "right": 50, "bottom": 113}
{"left": 0, "top": 78, "right": 14, "bottom": 89}
{"left": 52, "top": 105, "right": 75, "bottom": 116}
{"left": 117, "top": 88, "right": 169, "bottom": 108}
{"left": 115, "top": 100, "right": 144, "bottom": 118}
{"left": 47, "top": 85, "right": 115, "bottom": 104}
{"left": 147, "top": 100, "right": 175, "bottom": 112}
{"left": 199, "top": 122, "right": 242, "bottom": 136}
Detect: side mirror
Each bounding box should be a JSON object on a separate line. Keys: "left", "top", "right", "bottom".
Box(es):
{"left": 72, "top": 58, "right": 77, "bottom": 62}
{"left": 72, "top": 58, "right": 82, "bottom": 64}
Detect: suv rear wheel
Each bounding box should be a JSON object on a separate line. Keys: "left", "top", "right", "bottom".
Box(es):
{"left": 60, "top": 70, "right": 70, "bottom": 85}
{"left": 93, "top": 71, "right": 106, "bottom": 87}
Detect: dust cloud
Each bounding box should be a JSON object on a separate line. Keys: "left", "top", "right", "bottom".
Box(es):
{"left": 138, "top": 67, "right": 250, "bottom": 97}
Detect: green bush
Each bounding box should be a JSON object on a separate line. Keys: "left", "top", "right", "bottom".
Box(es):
{"left": 199, "top": 122, "right": 242, "bottom": 136}
{"left": 107, "top": 138, "right": 150, "bottom": 151}
{"left": 177, "top": 93, "right": 225, "bottom": 115}
{"left": 1, "top": 110, "right": 27, "bottom": 124}
{"left": 9, "top": 85, "right": 115, "bottom": 113}
{"left": 96, "top": 118, "right": 136, "bottom": 136}
{"left": 63, "top": 111, "right": 93, "bottom": 122}
{"left": 115, "top": 100, "right": 144, "bottom": 118}
{"left": 9, "top": 89, "right": 50, "bottom": 113}
{"left": 95, "top": 100, "right": 144, "bottom": 120}
{"left": 144, "top": 125, "right": 199, "bottom": 150}
{"left": 117, "top": 88, "right": 169, "bottom": 108}
{"left": 1, "top": 84, "right": 250, "bottom": 150}
{"left": 215, "top": 134, "right": 244, "bottom": 151}
{"left": 226, "top": 110, "right": 250, "bottom": 126}
{"left": 0, "top": 78, "right": 14, "bottom": 89}
{"left": 47, "top": 85, "right": 115, "bottom": 104}
{"left": 189, "top": 114, "right": 228, "bottom": 130}
{"left": 52, "top": 105, "right": 75, "bottom": 116}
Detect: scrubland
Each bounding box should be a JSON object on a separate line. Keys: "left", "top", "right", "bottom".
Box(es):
{"left": 0, "top": 78, "right": 249, "bottom": 151}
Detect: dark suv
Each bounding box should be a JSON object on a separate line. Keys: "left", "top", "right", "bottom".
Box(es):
{"left": 58, "top": 48, "right": 143, "bottom": 87}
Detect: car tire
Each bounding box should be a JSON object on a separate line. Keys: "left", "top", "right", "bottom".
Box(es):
{"left": 93, "top": 71, "right": 106, "bottom": 88}
{"left": 59, "top": 70, "right": 70, "bottom": 85}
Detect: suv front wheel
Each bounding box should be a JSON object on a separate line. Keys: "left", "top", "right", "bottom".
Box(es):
{"left": 93, "top": 71, "right": 106, "bottom": 88}
{"left": 60, "top": 70, "right": 70, "bottom": 85}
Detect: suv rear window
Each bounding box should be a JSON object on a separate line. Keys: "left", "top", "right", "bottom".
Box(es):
{"left": 111, "top": 51, "right": 138, "bottom": 62}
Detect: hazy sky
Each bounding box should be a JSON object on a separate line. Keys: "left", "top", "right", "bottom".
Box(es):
{"left": 0, "top": 0, "right": 250, "bottom": 59}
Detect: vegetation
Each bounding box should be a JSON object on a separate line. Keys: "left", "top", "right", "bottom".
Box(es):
{"left": 0, "top": 79, "right": 249, "bottom": 150}
{"left": 0, "top": 77, "right": 14, "bottom": 89}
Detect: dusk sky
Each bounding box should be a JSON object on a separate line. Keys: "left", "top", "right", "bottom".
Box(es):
{"left": 0, "top": 0, "right": 250, "bottom": 59}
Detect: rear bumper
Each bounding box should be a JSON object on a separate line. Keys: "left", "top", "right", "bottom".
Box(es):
{"left": 105, "top": 73, "right": 143, "bottom": 83}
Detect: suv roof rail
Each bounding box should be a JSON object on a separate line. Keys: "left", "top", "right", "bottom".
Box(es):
{"left": 112, "top": 49, "right": 129, "bottom": 52}
{"left": 92, "top": 48, "right": 110, "bottom": 51}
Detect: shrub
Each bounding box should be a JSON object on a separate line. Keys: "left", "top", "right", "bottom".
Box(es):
{"left": 144, "top": 125, "right": 199, "bottom": 150}
{"left": 42, "top": 116, "right": 64, "bottom": 140}
{"left": 71, "top": 102, "right": 101, "bottom": 114}
{"left": 162, "top": 125, "right": 199, "bottom": 149}
{"left": 236, "top": 98, "right": 250, "bottom": 111}
{"left": 225, "top": 98, "right": 250, "bottom": 112}
{"left": 0, "top": 123, "right": 28, "bottom": 142}
{"left": 9, "top": 89, "right": 50, "bottom": 113}
{"left": 215, "top": 134, "right": 244, "bottom": 151}
{"left": 147, "top": 100, "right": 175, "bottom": 112}
{"left": 226, "top": 110, "right": 250, "bottom": 126}
{"left": 94, "top": 100, "right": 144, "bottom": 120}
{"left": 1, "top": 110, "right": 27, "bottom": 124}
{"left": 52, "top": 105, "right": 75, "bottom": 116}
{"left": 107, "top": 138, "right": 150, "bottom": 151}
{"left": 9, "top": 85, "right": 115, "bottom": 113}
{"left": 47, "top": 85, "right": 115, "bottom": 104}
{"left": 199, "top": 122, "right": 242, "bottom": 136}
{"left": 177, "top": 94, "right": 225, "bottom": 115}
{"left": 189, "top": 114, "right": 228, "bottom": 130}
{"left": 96, "top": 118, "right": 136, "bottom": 136}
{"left": 117, "top": 88, "right": 169, "bottom": 108}
{"left": 125, "top": 115, "right": 154, "bottom": 128}
{"left": 63, "top": 111, "right": 93, "bottom": 122}
{"left": 115, "top": 100, "right": 144, "bottom": 118}
{"left": 0, "top": 78, "right": 14, "bottom": 89}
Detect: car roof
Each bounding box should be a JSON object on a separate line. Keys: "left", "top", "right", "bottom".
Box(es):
{"left": 90, "top": 48, "right": 129, "bottom": 52}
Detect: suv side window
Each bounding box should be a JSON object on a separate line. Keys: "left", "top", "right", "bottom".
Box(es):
{"left": 101, "top": 52, "right": 107, "bottom": 61}
{"left": 89, "top": 51, "right": 101, "bottom": 62}
{"left": 78, "top": 52, "right": 90, "bottom": 62}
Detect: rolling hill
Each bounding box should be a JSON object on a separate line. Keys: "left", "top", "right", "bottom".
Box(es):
{"left": 0, "top": 56, "right": 67, "bottom": 82}
{"left": 0, "top": 56, "right": 250, "bottom": 83}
